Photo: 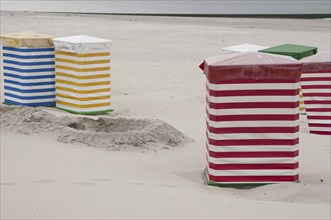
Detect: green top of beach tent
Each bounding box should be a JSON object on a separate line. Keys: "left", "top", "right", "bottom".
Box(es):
{"left": 259, "top": 44, "right": 318, "bottom": 60}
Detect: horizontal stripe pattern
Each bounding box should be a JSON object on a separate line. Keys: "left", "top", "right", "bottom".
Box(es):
{"left": 2, "top": 46, "right": 56, "bottom": 107}
{"left": 55, "top": 65, "right": 110, "bottom": 72}
{"left": 55, "top": 58, "right": 110, "bottom": 65}
{"left": 4, "top": 99, "right": 55, "bottom": 107}
{"left": 4, "top": 79, "right": 54, "bottom": 86}
{"left": 3, "top": 46, "right": 54, "bottom": 52}
{"left": 4, "top": 60, "right": 55, "bottom": 66}
{"left": 207, "top": 166, "right": 298, "bottom": 176}
{"left": 55, "top": 50, "right": 110, "bottom": 57}
{"left": 56, "top": 86, "right": 110, "bottom": 94}
{"left": 207, "top": 81, "right": 300, "bottom": 90}
{"left": 3, "top": 53, "right": 55, "bottom": 60}
{"left": 4, "top": 72, "right": 55, "bottom": 80}
{"left": 207, "top": 130, "right": 299, "bottom": 140}
{"left": 208, "top": 138, "right": 299, "bottom": 146}
{"left": 207, "top": 172, "right": 299, "bottom": 183}
{"left": 4, "top": 86, "right": 55, "bottom": 94}
{"left": 301, "top": 69, "right": 331, "bottom": 135}
{"left": 208, "top": 149, "right": 299, "bottom": 158}
{"left": 206, "top": 78, "right": 299, "bottom": 184}
{"left": 55, "top": 50, "right": 111, "bottom": 114}
{"left": 4, "top": 76, "right": 55, "bottom": 85}
{"left": 207, "top": 143, "right": 299, "bottom": 152}
{"left": 5, "top": 92, "right": 55, "bottom": 100}
{"left": 207, "top": 107, "right": 299, "bottom": 116}
{"left": 56, "top": 103, "right": 112, "bottom": 114}
{"left": 208, "top": 162, "right": 299, "bottom": 170}
{"left": 56, "top": 99, "right": 111, "bottom": 108}
{"left": 56, "top": 93, "right": 110, "bottom": 101}
{"left": 56, "top": 82, "right": 110, "bottom": 92}
{"left": 56, "top": 79, "right": 110, "bottom": 87}
{"left": 208, "top": 100, "right": 299, "bottom": 109}
{"left": 207, "top": 112, "right": 299, "bottom": 123}
{"left": 207, "top": 88, "right": 300, "bottom": 96}
{"left": 4, "top": 96, "right": 55, "bottom": 104}
{"left": 5, "top": 90, "right": 55, "bottom": 97}
{"left": 207, "top": 154, "right": 298, "bottom": 164}
{"left": 56, "top": 72, "right": 110, "bottom": 80}
{"left": 207, "top": 124, "right": 299, "bottom": 134}
{"left": 55, "top": 53, "right": 110, "bottom": 62}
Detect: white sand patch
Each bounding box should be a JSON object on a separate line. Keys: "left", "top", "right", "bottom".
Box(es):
{"left": 0, "top": 105, "right": 189, "bottom": 151}
{"left": 219, "top": 182, "right": 330, "bottom": 204}
{"left": 299, "top": 114, "right": 310, "bottom": 133}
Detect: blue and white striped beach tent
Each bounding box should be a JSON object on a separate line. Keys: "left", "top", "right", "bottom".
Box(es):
{"left": 0, "top": 31, "right": 56, "bottom": 106}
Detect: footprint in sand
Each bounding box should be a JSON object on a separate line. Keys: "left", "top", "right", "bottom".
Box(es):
{"left": 1, "top": 182, "right": 16, "bottom": 186}
{"left": 157, "top": 184, "right": 176, "bottom": 188}
{"left": 94, "top": 178, "right": 112, "bottom": 182}
{"left": 75, "top": 182, "right": 95, "bottom": 185}
{"left": 31, "top": 180, "right": 53, "bottom": 184}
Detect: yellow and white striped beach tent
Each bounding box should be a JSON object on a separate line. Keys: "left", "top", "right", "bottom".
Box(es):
{"left": 52, "top": 35, "right": 112, "bottom": 114}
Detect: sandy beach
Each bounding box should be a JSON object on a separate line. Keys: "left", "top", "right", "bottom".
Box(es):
{"left": 0, "top": 11, "right": 330, "bottom": 219}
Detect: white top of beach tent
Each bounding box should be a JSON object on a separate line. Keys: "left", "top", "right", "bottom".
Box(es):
{"left": 222, "top": 43, "right": 268, "bottom": 54}
{"left": 202, "top": 52, "right": 301, "bottom": 82}
{"left": 53, "top": 35, "right": 112, "bottom": 54}
{"left": 301, "top": 51, "right": 331, "bottom": 63}
{"left": 205, "top": 52, "right": 299, "bottom": 67}
{"left": 301, "top": 51, "right": 331, "bottom": 72}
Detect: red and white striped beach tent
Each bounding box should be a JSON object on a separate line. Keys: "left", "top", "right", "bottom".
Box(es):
{"left": 200, "top": 52, "right": 302, "bottom": 186}
{"left": 301, "top": 51, "right": 331, "bottom": 135}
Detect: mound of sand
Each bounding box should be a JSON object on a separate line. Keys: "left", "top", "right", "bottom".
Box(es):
{"left": 0, "top": 105, "right": 189, "bottom": 151}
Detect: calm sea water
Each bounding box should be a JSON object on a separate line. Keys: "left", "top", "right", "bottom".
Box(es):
{"left": 1, "top": 0, "right": 330, "bottom": 15}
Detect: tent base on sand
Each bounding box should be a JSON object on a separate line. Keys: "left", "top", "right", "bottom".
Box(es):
{"left": 56, "top": 106, "right": 113, "bottom": 115}
{"left": 204, "top": 170, "right": 300, "bottom": 188}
